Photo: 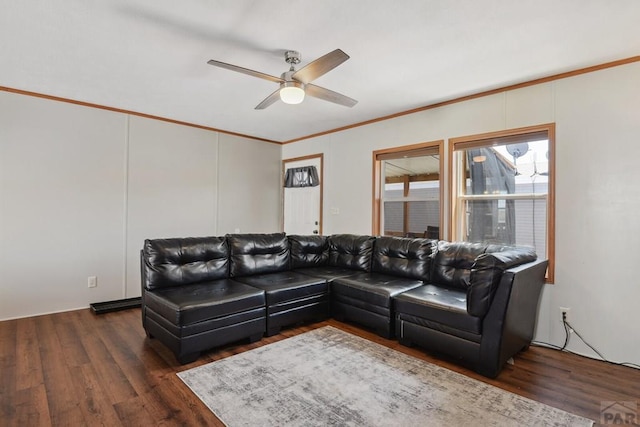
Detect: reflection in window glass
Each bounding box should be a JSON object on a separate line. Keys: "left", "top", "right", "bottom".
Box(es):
{"left": 381, "top": 155, "right": 439, "bottom": 237}
{"left": 454, "top": 133, "right": 551, "bottom": 262}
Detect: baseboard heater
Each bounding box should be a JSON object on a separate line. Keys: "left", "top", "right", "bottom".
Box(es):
{"left": 90, "top": 297, "right": 141, "bottom": 314}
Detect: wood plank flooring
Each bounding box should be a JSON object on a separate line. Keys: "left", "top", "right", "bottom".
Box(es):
{"left": 1, "top": 308, "right": 639, "bottom": 426}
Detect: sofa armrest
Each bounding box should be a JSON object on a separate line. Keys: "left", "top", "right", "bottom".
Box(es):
{"left": 477, "top": 258, "right": 548, "bottom": 377}
{"left": 467, "top": 248, "right": 537, "bottom": 317}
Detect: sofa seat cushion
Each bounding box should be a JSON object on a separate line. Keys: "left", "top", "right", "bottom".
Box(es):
{"left": 234, "top": 271, "right": 328, "bottom": 306}
{"left": 394, "top": 285, "right": 482, "bottom": 335}
{"left": 144, "top": 279, "right": 265, "bottom": 327}
{"left": 294, "top": 266, "right": 359, "bottom": 282}
{"left": 331, "top": 272, "right": 424, "bottom": 308}
{"left": 146, "top": 306, "right": 266, "bottom": 338}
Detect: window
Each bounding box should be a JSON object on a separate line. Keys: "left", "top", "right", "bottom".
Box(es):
{"left": 450, "top": 124, "right": 555, "bottom": 281}
{"left": 373, "top": 141, "right": 443, "bottom": 238}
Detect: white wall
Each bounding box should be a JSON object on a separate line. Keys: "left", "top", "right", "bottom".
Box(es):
{"left": 0, "top": 91, "right": 282, "bottom": 320}
{"left": 0, "top": 92, "right": 127, "bottom": 318}
{"left": 282, "top": 61, "right": 640, "bottom": 366}
{"left": 217, "top": 133, "right": 282, "bottom": 234}
{"left": 124, "top": 116, "right": 220, "bottom": 298}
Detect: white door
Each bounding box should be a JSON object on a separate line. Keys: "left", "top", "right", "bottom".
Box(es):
{"left": 284, "top": 157, "right": 322, "bottom": 235}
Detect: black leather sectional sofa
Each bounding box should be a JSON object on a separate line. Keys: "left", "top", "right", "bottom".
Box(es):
{"left": 140, "top": 233, "right": 547, "bottom": 377}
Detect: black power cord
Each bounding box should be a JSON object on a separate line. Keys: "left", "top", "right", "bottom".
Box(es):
{"left": 532, "top": 315, "right": 640, "bottom": 370}
{"left": 560, "top": 311, "right": 570, "bottom": 351}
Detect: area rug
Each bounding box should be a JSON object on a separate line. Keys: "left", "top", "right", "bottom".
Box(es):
{"left": 178, "top": 326, "right": 593, "bottom": 427}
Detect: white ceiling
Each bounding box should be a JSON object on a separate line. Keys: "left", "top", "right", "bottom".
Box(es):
{"left": 2, "top": 1, "right": 639, "bottom": 143}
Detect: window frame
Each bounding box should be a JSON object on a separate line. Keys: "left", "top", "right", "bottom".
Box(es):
{"left": 372, "top": 140, "right": 444, "bottom": 238}
{"left": 448, "top": 124, "right": 555, "bottom": 282}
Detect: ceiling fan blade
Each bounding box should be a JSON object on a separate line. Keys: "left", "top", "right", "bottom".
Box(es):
{"left": 305, "top": 84, "right": 357, "bottom": 108}
{"left": 207, "top": 59, "right": 284, "bottom": 83}
{"left": 292, "top": 49, "right": 349, "bottom": 84}
{"left": 255, "top": 88, "right": 281, "bottom": 110}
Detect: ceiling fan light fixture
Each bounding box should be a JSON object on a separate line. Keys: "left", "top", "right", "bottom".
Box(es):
{"left": 280, "top": 81, "right": 305, "bottom": 104}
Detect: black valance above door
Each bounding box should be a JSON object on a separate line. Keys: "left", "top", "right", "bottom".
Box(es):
{"left": 284, "top": 166, "right": 320, "bottom": 188}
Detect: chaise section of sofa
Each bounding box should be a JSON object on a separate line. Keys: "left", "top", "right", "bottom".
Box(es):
{"left": 141, "top": 236, "right": 266, "bottom": 364}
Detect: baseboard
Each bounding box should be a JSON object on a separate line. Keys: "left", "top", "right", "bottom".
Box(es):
{"left": 0, "top": 305, "right": 89, "bottom": 322}
{"left": 90, "top": 297, "right": 141, "bottom": 314}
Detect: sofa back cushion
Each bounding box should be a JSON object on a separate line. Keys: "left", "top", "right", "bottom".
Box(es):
{"left": 431, "top": 241, "right": 489, "bottom": 290}
{"left": 227, "top": 233, "right": 290, "bottom": 277}
{"left": 289, "top": 235, "right": 329, "bottom": 269}
{"left": 467, "top": 247, "right": 538, "bottom": 317}
{"left": 328, "top": 234, "right": 375, "bottom": 271}
{"left": 372, "top": 236, "right": 436, "bottom": 280}
{"left": 142, "top": 236, "right": 229, "bottom": 291}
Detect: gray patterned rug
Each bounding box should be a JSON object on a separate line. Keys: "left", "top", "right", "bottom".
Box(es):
{"left": 178, "top": 326, "right": 593, "bottom": 427}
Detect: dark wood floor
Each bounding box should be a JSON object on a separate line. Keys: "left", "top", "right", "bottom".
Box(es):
{"left": 1, "top": 308, "right": 639, "bottom": 426}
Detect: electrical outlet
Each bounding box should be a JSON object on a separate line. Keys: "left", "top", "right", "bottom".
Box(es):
{"left": 559, "top": 306, "right": 570, "bottom": 322}
{"left": 88, "top": 276, "right": 97, "bottom": 288}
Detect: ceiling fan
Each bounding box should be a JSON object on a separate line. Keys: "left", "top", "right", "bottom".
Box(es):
{"left": 207, "top": 49, "right": 358, "bottom": 110}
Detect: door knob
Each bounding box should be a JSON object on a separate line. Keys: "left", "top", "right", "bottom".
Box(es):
{"left": 313, "top": 230, "right": 319, "bottom": 234}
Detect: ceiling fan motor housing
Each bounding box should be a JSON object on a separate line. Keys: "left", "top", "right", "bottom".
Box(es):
{"left": 281, "top": 80, "right": 304, "bottom": 90}
{"left": 281, "top": 70, "right": 302, "bottom": 86}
